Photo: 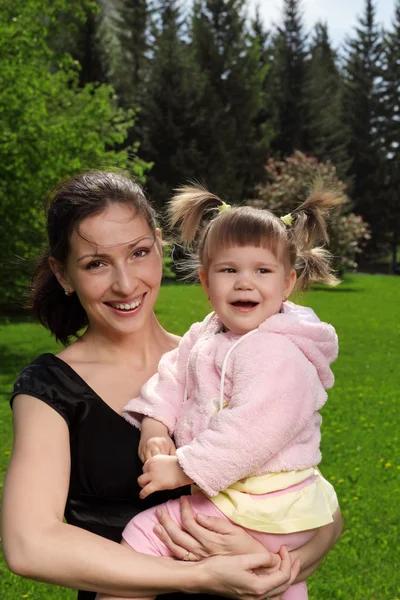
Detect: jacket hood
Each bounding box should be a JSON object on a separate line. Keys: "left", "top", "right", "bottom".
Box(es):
{"left": 259, "top": 301, "right": 338, "bottom": 389}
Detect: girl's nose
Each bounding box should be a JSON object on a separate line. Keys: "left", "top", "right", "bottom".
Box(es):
{"left": 234, "top": 275, "right": 255, "bottom": 291}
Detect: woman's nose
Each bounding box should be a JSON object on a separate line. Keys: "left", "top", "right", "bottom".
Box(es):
{"left": 111, "top": 265, "right": 138, "bottom": 295}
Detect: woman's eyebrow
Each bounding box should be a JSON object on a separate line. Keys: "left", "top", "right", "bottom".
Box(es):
{"left": 76, "top": 234, "right": 154, "bottom": 262}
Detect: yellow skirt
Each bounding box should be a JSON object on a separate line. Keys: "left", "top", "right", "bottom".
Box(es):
{"left": 202, "top": 468, "right": 338, "bottom": 534}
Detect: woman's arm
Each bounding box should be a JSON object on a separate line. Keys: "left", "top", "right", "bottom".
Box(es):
{"left": 153, "top": 497, "right": 342, "bottom": 579}
{"left": 1, "top": 395, "right": 297, "bottom": 599}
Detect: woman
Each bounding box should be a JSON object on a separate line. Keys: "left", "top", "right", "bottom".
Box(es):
{"left": 1, "top": 171, "right": 342, "bottom": 599}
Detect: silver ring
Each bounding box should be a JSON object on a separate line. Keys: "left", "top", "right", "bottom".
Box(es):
{"left": 182, "top": 551, "right": 191, "bottom": 561}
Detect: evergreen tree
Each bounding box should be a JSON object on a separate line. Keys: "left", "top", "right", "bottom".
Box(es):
{"left": 343, "top": 0, "right": 384, "bottom": 253}
{"left": 250, "top": 7, "right": 274, "bottom": 168}
{"left": 112, "top": 0, "right": 151, "bottom": 105}
{"left": 268, "top": 0, "right": 308, "bottom": 157}
{"left": 380, "top": 0, "right": 400, "bottom": 271}
{"left": 189, "top": 0, "right": 270, "bottom": 202}
{"left": 139, "top": 0, "right": 207, "bottom": 206}
{"left": 304, "top": 23, "right": 350, "bottom": 180}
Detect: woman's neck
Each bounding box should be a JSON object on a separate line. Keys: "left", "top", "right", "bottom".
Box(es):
{"left": 71, "top": 312, "right": 176, "bottom": 370}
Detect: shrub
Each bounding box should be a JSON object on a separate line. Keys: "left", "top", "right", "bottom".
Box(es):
{"left": 252, "top": 151, "right": 370, "bottom": 273}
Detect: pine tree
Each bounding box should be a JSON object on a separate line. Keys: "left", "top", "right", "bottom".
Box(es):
{"left": 189, "top": 0, "right": 270, "bottom": 202}
{"left": 343, "top": 0, "right": 384, "bottom": 252}
{"left": 380, "top": 0, "right": 400, "bottom": 271}
{"left": 268, "top": 0, "right": 308, "bottom": 157}
{"left": 139, "top": 0, "right": 207, "bottom": 206}
{"left": 304, "top": 23, "right": 350, "bottom": 180}
{"left": 112, "top": 0, "right": 151, "bottom": 106}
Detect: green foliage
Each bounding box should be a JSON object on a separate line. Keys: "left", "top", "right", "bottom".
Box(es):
{"left": 187, "top": 0, "right": 271, "bottom": 202}
{"left": 139, "top": 0, "right": 208, "bottom": 207}
{"left": 1, "top": 276, "right": 399, "bottom": 598}
{"left": 0, "top": 0, "right": 150, "bottom": 308}
{"left": 303, "top": 23, "right": 351, "bottom": 181}
{"left": 254, "top": 152, "right": 370, "bottom": 272}
{"left": 379, "top": 0, "right": 400, "bottom": 271}
{"left": 267, "top": 0, "right": 308, "bottom": 156}
{"left": 342, "top": 0, "right": 385, "bottom": 253}
{"left": 161, "top": 242, "right": 176, "bottom": 281}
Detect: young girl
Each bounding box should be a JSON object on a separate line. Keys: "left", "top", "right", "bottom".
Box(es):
{"left": 98, "top": 184, "right": 341, "bottom": 600}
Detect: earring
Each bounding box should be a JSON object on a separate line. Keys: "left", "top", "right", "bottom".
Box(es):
{"left": 65, "top": 289, "right": 70, "bottom": 296}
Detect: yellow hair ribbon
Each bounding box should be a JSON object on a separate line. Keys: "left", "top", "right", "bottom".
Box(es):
{"left": 280, "top": 213, "right": 294, "bottom": 227}
{"left": 218, "top": 201, "right": 231, "bottom": 213}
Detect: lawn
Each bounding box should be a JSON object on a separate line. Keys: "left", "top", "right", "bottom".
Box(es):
{"left": 0, "top": 275, "right": 399, "bottom": 599}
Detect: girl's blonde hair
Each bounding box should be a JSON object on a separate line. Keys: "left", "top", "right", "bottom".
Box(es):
{"left": 167, "top": 182, "right": 343, "bottom": 291}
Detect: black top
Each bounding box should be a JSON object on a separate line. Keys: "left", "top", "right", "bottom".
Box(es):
{"left": 11, "top": 354, "right": 222, "bottom": 600}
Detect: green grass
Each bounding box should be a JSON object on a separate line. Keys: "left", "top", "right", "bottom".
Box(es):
{"left": 1, "top": 275, "right": 399, "bottom": 599}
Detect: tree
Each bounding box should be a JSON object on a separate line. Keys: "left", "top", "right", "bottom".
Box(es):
{"left": 304, "top": 23, "right": 350, "bottom": 180}
{"left": 379, "top": 0, "right": 400, "bottom": 272}
{"left": 112, "top": 0, "right": 152, "bottom": 106}
{"left": 0, "top": 0, "right": 149, "bottom": 308}
{"left": 189, "top": 0, "right": 271, "bottom": 202}
{"left": 267, "top": 0, "right": 308, "bottom": 157}
{"left": 342, "top": 0, "right": 384, "bottom": 254}
{"left": 138, "top": 0, "right": 207, "bottom": 207}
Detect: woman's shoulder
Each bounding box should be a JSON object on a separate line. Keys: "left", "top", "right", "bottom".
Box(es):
{"left": 11, "top": 353, "right": 91, "bottom": 427}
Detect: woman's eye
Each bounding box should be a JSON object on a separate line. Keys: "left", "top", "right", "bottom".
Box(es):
{"left": 86, "top": 261, "right": 105, "bottom": 270}
{"left": 132, "top": 248, "right": 150, "bottom": 259}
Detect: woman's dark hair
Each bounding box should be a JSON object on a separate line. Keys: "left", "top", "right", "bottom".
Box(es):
{"left": 30, "top": 171, "right": 157, "bottom": 345}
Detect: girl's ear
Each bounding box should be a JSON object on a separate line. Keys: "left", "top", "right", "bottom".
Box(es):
{"left": 199, "top": 269, "right": 209, "bottom": 295}
{"left": 48, "top": 257, "right": 74, "bottom": 295}
{"left": 155, "top": 228, "right": 162, "bottom": 241}
{"left": 284, "top": 269, "right": 297, "bottom": 300}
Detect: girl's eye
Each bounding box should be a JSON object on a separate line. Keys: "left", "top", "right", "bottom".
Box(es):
{"left": 132, "top": 247, "right": 150, "bottom": 259}
{"left": 257, "top": 268, "right": 271, "bottom": 274}
{"left": 221, "top": 268, "right": 236, "bottom": 273}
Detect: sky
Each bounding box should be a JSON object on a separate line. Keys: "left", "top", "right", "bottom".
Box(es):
{"left": 247, "top": 0, "right": 396, "bottom": 47}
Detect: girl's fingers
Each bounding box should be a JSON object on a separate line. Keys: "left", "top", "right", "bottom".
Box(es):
{"left": 137, "top": 473, "right": 151, "bottom": 488}
{"left": 139, "top": 483, "right": 156, "bottom": 499}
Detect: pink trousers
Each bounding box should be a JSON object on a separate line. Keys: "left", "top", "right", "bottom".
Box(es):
{"left": 123, "top": 493, "right": 313, "bottom": 599}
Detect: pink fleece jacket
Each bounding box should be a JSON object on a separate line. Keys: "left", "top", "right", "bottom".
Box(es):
{"left": 123, "top": 302, "right": 338, "bottom": 497}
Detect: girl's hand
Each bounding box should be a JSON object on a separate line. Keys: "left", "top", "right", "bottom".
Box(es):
{"left": 154, "top": 495, "right": 271, "bottom": 561}
{"left": 201, "top": 547, "right": 300, "bottom": 600}
{"left": 138, "top": 435, "right": 176, "bottom": 463}
{"left": 138, "top": 455, "right": 192, "bottom": 499}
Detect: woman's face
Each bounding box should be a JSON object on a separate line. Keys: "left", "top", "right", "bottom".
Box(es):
{"left": 58, "top": 203, "right": 162, "bottom": 338}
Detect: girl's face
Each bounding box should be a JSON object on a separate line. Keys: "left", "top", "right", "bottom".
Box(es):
{"left": 200, "top": 245, "right": 296, "bottom": 335}
{"left": 52, "top": 203, "right": 162, "bottom": 338}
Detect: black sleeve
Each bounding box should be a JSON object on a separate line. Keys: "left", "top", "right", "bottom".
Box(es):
{"left": 10, "top": 355, "right": 87, "bottom": 428}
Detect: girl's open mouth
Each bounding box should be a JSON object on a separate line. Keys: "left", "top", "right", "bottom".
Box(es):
{"left": 231, "top": 301, "right": 258, "bottom": 311}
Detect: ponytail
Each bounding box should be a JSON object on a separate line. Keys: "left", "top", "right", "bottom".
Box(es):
{"left": 29, "top": 252, "right": 87, "bottom": 345}
{"left": 291, "top": 182, "right": 344, "bottom": 290}
{"left": 167, "top": 185, "right": 224, "bottom": 244}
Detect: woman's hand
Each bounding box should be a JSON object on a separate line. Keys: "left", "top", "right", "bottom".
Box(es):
{"left": 201, "top": 546, "right": 300, "bottom": 600}
{"left": 154, "top": 496, "right": 270, "bottom": 560}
